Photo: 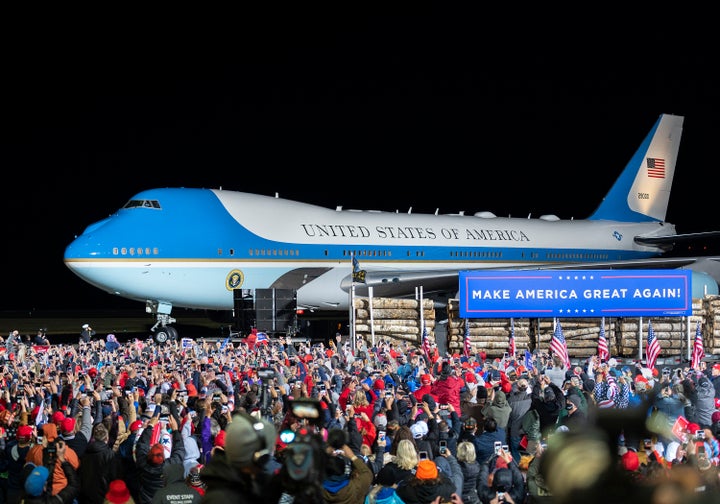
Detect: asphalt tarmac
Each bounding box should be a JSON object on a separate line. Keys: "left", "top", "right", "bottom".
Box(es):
{"left": 0, "top": 309, "right": 231, "bottom": 345}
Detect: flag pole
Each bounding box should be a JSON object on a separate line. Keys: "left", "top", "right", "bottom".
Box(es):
{"left": 417, "top": 286, "right": 425, "bottom": 350}
{"left": 350, "top": 257, "right": 356, "bottom": 353}
{"left": 369, "top": 286, "right": 375, "bottom": 347}
{"left": 638, "top": 316, "right": 643, "bottom": 361}
{"left": 687, "top": 315, "right": 691, "bottom": 362}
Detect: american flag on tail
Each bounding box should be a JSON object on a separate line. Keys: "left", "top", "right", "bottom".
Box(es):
{"left": 598, "top": 317, "right": 610, "bottom": 362}
{"left": 550, "top": 319, "right": 570, "bottom": 369}
{"left": 646, "top": 320, "right": 660, "bottom": 370}
{"left": 691, "top": 321, "right": 705, "bottom": 370}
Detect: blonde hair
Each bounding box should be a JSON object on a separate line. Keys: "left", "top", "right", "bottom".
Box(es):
{"left": 352, "top": 389, "right": 370, "bottom": 407}
{"left": 457, "top": 441, "right": 477, "bottom": 463}
{"left": 394, "top": 439, "right": 419, "bottom": 470}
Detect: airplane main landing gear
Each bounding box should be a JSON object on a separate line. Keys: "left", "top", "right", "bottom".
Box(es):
{"left": 153, "top": 325, "right": 178, "bottom": 344}
{"left": 146, "top": 302, "right": 178, "bottom": 344}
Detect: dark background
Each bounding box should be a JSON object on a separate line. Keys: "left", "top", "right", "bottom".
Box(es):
{"left": 2, "top": 12, "right": 718, "bottom": 315}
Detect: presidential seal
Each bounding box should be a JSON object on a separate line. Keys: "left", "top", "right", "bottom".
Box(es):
{"left": 226, "top": 269, "right": 244, "bottom": 290}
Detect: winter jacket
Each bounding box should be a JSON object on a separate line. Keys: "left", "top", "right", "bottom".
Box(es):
{"left": 25, "top": 443, "right": 80, "bottom": 496}
{"left": 321, "top": 455, "right": 374, "bottom": 504}
{"left": 459, "top": 460, "right": 483, "bottom": 504}
{"left": 135, "top": 427, "right": 186, "bottom": 504}
{"left": 151, "top": 463, "right": 201, "bottom": 504}
{"left": 431, "top": 376, "right": 464, "bottom": 413}
{"left": 78, "top": 439, "right": 124, "bottom": 504}
{"left": 20, "top": 460, "right": 79, "bottom": 504}
{"left": 396, "top": 473, "right": 456, "bottom": 504}
{"left": 481, "top": 391, "right": 512, "bottom": 430}
{"left": 506, "top": 385, "right": 532, "bottom": 440}
{"left": 199, "top": 450, "right": 267, "bottom": 504}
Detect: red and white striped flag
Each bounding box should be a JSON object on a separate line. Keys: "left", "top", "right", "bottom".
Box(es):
{"left": 598, "top": 317, "right": 610, "bottom": 362}
{"left": 421, "top": 324, "right": 431, "bottom": 361}
{"left": 691, "top": 321, "right": 705, "bottom": 370}
{"left": 646, "top": 320, "right": 660, "bottom": 370}
{"left": 550, "top": 319, "right": 570, "bottom": 369}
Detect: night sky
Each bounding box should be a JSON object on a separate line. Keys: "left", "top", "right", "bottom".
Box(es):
{"left": 2, "top": 14, "right": 718, "bottom": 313}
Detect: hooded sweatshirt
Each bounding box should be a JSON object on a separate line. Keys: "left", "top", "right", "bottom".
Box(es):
{"left": 481, "top": 390, "right": 512, "bottom": 430}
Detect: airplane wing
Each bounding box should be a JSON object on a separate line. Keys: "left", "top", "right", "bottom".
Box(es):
{"left": 339, "top": 255, "right": 720, "bottom": 308}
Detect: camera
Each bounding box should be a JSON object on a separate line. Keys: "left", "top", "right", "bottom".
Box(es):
{"left": 258, "top": 367, "right": 276, "bottom": 380}
{"left": 497, "top": 492, "right": 505, "bottom": 502}
{"left": 439, "top": 440, "right": 447, "bottom": 454}
{"left": 494, "top": 441, "right": 503, "bottom": 455}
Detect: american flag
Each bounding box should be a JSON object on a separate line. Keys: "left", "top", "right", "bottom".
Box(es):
{"left": 508, "top": 318, "right": 516, "bottom": 360}
{"left": 421, "top": 323, "right": 431, "bottom": 361}
{"left": 598, "top": 317, "right": 610, "bottom": 362}
{"left": 647, "top": 157, "right": 666, "bottom": 179}
{"left": 550, "top": 319, "right": 570, "bottom": 369}
{"left": 646, "top": 320, "right": 660, "bottom": 370}
{"left": 463, "top": 319, "right": 472, "bottom": 358}
{"left": 691, "top": 321, "right": 705, "bottom": 370}
{"left": 256, "top": 331, "right": 269, "bottom": 344}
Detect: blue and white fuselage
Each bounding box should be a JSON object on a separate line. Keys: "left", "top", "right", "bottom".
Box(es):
{"left": 65, "top": 114, "right": 720, "bottom": 333}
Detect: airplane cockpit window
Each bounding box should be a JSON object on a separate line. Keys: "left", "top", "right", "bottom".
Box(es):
{"left": 123, "top": 200, "right": 161, "bottom": 209}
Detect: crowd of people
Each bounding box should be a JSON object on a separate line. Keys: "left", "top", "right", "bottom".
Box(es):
{"left": 0, "top": 327, "right": 719, "bottom": 504}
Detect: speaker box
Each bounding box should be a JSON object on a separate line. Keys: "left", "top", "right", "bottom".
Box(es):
{"left": 255, "top": 288, "right": 296, "bottom": 332}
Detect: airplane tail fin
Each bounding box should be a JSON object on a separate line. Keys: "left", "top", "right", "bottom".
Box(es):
{"left": 588, "top": 113, "right": 684, "bottom": 223}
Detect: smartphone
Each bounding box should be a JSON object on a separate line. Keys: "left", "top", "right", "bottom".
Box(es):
{"left": 696, "top": 430, "right": 705, "bottom": 440}
{"left": 502, "top": 444, "right": 509, "bottom": 453}
{"left": 439, "top": 440, "right": 447, "bottom": 454}
{"left": 494, "top": 441, "right": 502, "bottom": 456}
{"left": 378, "top": 430, "right": 386, "bottom": 442}
{"left": 419, "top": 451, "right": 429, "bottom": 460}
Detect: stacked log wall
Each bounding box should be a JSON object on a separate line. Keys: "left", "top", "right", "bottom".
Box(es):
{"left": 353, "top": 297, "right": 436, "bottom": 347}
{"left": 352, "top": 295, "right": 720, "bottom": 361}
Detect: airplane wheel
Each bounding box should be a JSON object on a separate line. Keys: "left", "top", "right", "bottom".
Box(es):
{"left": 154, "top": 328, "right": 170, "bottom": 344}
{"left": 167, "top": 326, "right": 179, "bottom": 341}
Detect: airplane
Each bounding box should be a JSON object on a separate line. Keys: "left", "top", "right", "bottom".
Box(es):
{"left": 63, "top": 113, "right": 720, "bottom": 342}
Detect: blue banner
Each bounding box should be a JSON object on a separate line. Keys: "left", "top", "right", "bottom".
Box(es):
{"left": 459, "top": 269, "right": 692, "bottom": 318}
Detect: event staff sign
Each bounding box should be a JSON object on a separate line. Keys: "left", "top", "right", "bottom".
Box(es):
{"left": 459, "top": 269, "right": 692, "bottom": 318}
